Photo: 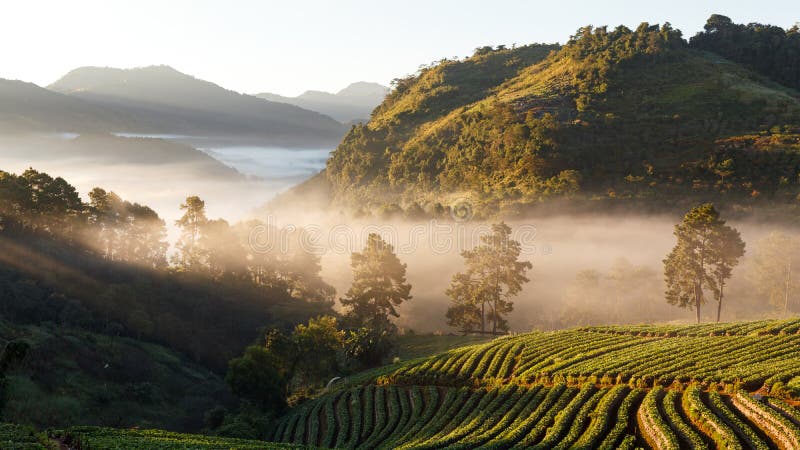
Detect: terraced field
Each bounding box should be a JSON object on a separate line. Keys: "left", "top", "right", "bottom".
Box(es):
{"left": 6, "top": 320, "right": 800, "bottom": 449}
{"left": 379, "top": 319, "right": 800, "bottom": 390}
{"left": 53, "top": 426, "right": 317, "bottom": 449}
{"left": 272, "top": 319, "right": 800, "bottom": 449}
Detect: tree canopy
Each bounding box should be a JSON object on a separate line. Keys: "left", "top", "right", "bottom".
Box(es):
{"left": 446, "top": 223, "right": 532, "bottom": 334}
{"left": 663, "top": 204, "right": 744, "bottom": 322}
{"left": 340, "top": 233, "right": 412, "bottom": 327}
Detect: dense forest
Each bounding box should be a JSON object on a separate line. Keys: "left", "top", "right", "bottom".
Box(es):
{"left": 0, "top": 168, "right": 338, "bottom": 429}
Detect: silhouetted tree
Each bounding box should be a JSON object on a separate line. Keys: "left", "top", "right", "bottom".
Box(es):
{"left": 340, "top": 233, "right": 411, "bottom": 327}
{"left": 664, "top": 204, "right": 744, "bottom": 323}
{"left": 750, "top": 232, "right": 800, "bottom": 317}
{"left": 446, "top": 222, "right": 532, "bottom": 334}
{"left": 174, "top": 196, "right": 208, "bottom": 269}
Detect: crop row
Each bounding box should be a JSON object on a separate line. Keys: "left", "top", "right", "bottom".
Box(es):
{"left": 271, "top": 383, "right": 800, "bottom": 449}
{"left": 377, "top": 325, "right": 800, "bottom": 391}
{"left": 53, "top": 426, "right": 313, "bottom": 449}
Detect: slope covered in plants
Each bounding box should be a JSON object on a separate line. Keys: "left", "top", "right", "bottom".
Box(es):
{"left": 320, "top": 21, "right": 800, "bottom": 217}
{"left": 268, "top": 319, "right": 800, "bottom": 449}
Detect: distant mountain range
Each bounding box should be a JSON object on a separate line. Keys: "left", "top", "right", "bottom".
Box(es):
{"left": 254, "top": 81, "right": 388, "bottom": 123}
{"left": 48, "top": 65, "right": 347, "bottom": 146}
{"left": 0, "top": 66, "right": 354, "bottom": 148}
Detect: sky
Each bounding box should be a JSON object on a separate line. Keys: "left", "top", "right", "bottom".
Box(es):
{"left": 0, "top": 0, "right": 797, "bottom": 96}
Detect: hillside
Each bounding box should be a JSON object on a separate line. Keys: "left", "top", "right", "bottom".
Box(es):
{"left": 48, "top": 66, "right": 346, "bottom": 146}
{"left": 0, "top": 78, "right": 135, "bottom": 134}
{"left": 255, "top": 82, "right": 388, "bottom": 123}
{"left": 268, "top": 319, "right": 800, "bottom": 449}
{"left": 0, "top": 423, "right": 311, "bottom": 449}
{"left": 0, "top": 133, "right": 244, "bottom": 180}
{"left": 0, "top": 320, "right": 231, "bottom": 431}
{"left": 315, "top": 20, "right": 800, "bottom": 218}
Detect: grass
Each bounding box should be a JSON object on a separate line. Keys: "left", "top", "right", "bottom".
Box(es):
{"left": 0, "top": 320, "right": 230, "bottom": 431}
{"left": 395, "top": 334, "right": 494, "bottom": 360}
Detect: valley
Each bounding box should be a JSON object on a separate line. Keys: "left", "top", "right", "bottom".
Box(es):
{"left": 2, "top": 6, "right": 800, "bottom": 450}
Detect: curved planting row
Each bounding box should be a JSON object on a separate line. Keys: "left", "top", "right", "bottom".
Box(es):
{"left": 378, "top": 321, "right": 800, "bottom": 390}
{"left": 272, "top": 383, "right": 800, "bottom": 449}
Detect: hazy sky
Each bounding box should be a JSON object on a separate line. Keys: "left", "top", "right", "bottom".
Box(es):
{"left": 0, "top": 0, "right": 796, "bottom": 96}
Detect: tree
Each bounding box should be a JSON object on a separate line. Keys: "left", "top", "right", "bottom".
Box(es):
{"left": 123, "top": 202, "right": 168, "bottom": 268}
{"left": 712, "top": 158, "right": 735, "bottom": 186}
{"left": 446, "top": 222, "right": 532, "bottom": 334}
{"left": 663, "top": 204, "right": 744, "bottom": 323}
{"left": 343, "top": 317, "right": 397, "bottom": 368}
{"left": 174, "top": 196, "right": 208, "bottom": 269}
{"left": 18, "top": 168, "right": 82, "bottom": 233}
{"left": 87, "top": 188, "right": 168, "bottom": 267}
{"left": 225, "top": 346, "right": 287, "bottom": 413}
{"left": 560, "top": 269, "right": 603, "bottom": 327}
{"left": 200, "top": 218, "right": 246, "bottom": 278}
{"left": 750, "top": 232, "right": 800, "bottom": 317}
{"left": 276, "top": 228, "right": 335, "bottom": 304}
{"left": 291, "top": 316, "right": 344, "bottom": 386}
{"left": 259, "top": 316, "right": 344, "bottom": 392}
{"left": 445, "top": 273, "right": 483, "bottom": 333}
{"left": 340, "top": 233, "right": 411, "bottom": 327}
{"left": 88, "top": 188, "right": 124, "bottom": 260}
{"left": 709, "top": 225, "right": 745, "bottom": 322}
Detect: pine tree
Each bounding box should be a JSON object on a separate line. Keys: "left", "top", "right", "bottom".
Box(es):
{"left": 663, "top": 204, "right": 744, "bottom": 323}
{"left": 446, "top": 222, "right": 532, "bottom": 334}
{"left": 340, "top": 233, "right": 411, "bottom": 327}
{"left": 174, "top": 196, "right": 208, "bottom": 270}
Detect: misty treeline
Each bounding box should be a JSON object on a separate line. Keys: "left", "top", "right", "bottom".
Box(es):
{"left": 543, "top": 205, "right": 800, "bottom": 330}
{"left": 0, "top": 167, "right": 334, "bottom": 369}
{"left": 0, "top": 168, "right": 335, "bottom": 304}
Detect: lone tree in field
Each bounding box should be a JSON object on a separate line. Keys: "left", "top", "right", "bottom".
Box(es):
{"left": 341, "top": 233, "right": 411, "bottom": 328}
{"left": 446, "top": 222, "right": 532, "bottom": 334}
{"left": 750, "top": 232, "right": 800, "bottom": 317}
{"left": 663, "top": 204, "right": 744, "bottom": 323}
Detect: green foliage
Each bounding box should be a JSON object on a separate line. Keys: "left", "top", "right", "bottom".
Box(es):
{"left": 446, "top": 223, "right": 532, "bottom": 334}
{"left": 263, "top": 319, "right": 800, "bottom": 448}
{"left": 225, "top": 346, "right": 287, "bottom": 413}
{"left": 394, "top": 334, "right": 492, "bottom": 360}
{"left": 344, "top": 318, "right": 398, "bottom": 369}
{"left": 663, "top": 204, "right": 745, "bottom": 322}
{"left": 341, "top": 233, "right": 411, "bottom": 326}
{"left": 317, "top": 20, "right": 800, "bottom": 216}
{"left": 0, "top": 423, "right": 52, "bottom": 449}
{"left": 349, "top": 319, "right": 800, "bottom": 393}
{"left": 0, "top": 167, "right": 335, "bottom": 373}
{"left": 54, "top": 426, "right": 314, "bottom": 449}
{"left": 691, "top": 14, "right": 800, "bottom": 90}
{"left": 0, "top": 319, "right": 230, "bottom": 431}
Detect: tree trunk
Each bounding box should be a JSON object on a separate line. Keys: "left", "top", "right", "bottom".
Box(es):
{"left": 492, "top": 297, "right": 497, "bottom": 335}
{"left": 481, "top": 302, "right": 485, "bottom": 334}
{"left": 694, "top": 282, "right": 702, "bottom": 324}
{"left": 716, "top": 283, "right": 723, "bottom": 323}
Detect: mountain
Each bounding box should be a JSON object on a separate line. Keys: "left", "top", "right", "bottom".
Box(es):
{"left": 0, "top": 133, "right": 244, "bottom": 180}
{"left": 314, "top": 20, "right": 800, "bottom": 218}
{"left": 48, "top": 65, "right": 346, "bottom": 147}
{"left": 0, "top": 78, "right": 136, "bottom": 134}
{"left": 254, "top": 81, "right": 389, "bottom": 123}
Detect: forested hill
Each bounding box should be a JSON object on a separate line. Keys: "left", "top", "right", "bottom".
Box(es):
{"left": 311, "top": 16, "right": 800, "bottom": 218}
